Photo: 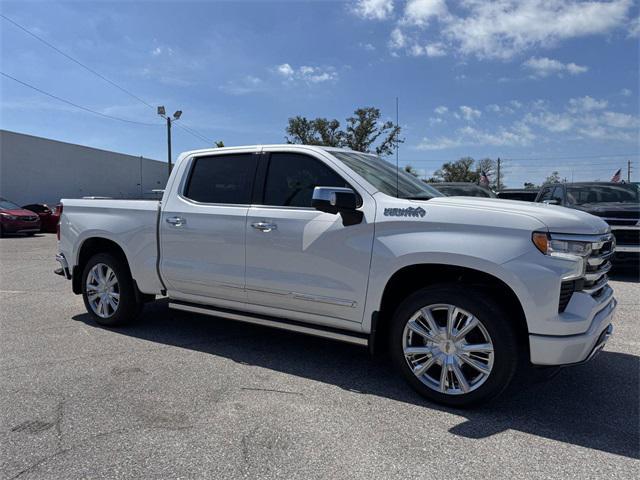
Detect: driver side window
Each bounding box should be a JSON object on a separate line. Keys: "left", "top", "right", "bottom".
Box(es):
{"left": 263, "top": 153, "right": 352, "bottom": 208}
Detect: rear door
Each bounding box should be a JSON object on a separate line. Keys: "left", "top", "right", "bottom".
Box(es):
{"left": 245, "top": 150, "right": 375, "bottom": 328}
{"left": 159, "top": 151, "right": 259, "bottom": 305}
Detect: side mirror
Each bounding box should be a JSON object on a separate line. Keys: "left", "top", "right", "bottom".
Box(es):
{"left": 312, "top": 187, "right": 362, "bottom": 226}
{"left": 543, "top": 199, "right": 559, "bottom": 205}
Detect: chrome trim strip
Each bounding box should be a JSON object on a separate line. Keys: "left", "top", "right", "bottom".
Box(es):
{"left": 615, "top": 245, "right": 640, "bottom": 253}
{"left": 549, "top": 232, "right": 613, "bottom": 243}
{"left": 584, "top": 262, "right": 612, "bottom": 281}
{"left": 246, "top": 285, "right": 357, "bottom": 308}
{"left": 55, "top": 253, "right": 72, "bottom": 280}
{"left": 582, "top": 276, "right": 609, "bottom": 295}
{"left": 610, "top": 225, "right": 640, "bottom": 230}
{"left": 169, "top": 302, "right": 368, "bottom": 346}
{"left": 587, "top": 251, "right": 615, "bottom": 266}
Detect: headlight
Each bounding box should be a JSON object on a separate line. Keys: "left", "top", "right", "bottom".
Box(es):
{"left": 0, "top": 213, "right": 18, "bottom": 220}
{"left": 532, "top": 232, "right": 592, "bottom": 259}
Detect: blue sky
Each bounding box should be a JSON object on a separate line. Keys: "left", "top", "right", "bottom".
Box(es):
{"left": 1, "top": 0, "right": 639, "bottom": 187}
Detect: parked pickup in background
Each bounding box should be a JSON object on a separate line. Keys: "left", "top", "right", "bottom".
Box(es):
{"left": 535, "top": 182, "right": 640, "bottom": 262}
{"left": 55, "top": 145, "right": 617, "bottom": 407}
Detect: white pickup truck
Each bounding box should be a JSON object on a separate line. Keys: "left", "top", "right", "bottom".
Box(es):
{"left": 55, "top": 145, "right": 616, "bottom": 406}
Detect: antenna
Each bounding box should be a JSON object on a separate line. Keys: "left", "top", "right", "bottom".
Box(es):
{"left": 396, "top": 96, "right": 399, "bottom": 198}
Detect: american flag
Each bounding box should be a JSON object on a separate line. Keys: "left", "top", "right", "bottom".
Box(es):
{"left": 611, "top": 169, "right": 622, "bottom": 183}
{"left": 479, "top": 170, "right": 490, "bottom": 186}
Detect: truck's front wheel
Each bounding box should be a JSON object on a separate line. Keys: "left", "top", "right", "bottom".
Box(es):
{"left": 390, "top": 285, "right": 519, "bottom": 408}
{"left": 81, "top": 253, "right": 141, "bottom": 327}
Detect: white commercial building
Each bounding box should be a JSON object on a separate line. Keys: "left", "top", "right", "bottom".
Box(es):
{"left": 0, "top": 130, "right": 168, "bottom": 206}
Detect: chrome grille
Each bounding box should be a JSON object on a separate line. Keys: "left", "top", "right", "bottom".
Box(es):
{"left": 582, "top": 234, "right": 615, "bottom": 297}
{"left": 19, "top": 215, "right": 38, "bottom": 222}
{"left": 557, "top": 233, "right": 615, "bottom": 312}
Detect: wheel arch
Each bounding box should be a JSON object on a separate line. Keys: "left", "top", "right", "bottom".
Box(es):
{"left": 72, "top": 237, "right": 131, "bottom": 294}
{"left": 373, "top": 264, "right": 529, "bottom": 356}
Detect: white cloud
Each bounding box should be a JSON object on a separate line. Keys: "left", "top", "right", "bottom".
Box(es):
{"left": 276, "top": 63, "right": 295, "bottom": 77}
{"left": 353, "top": 0, "right": 394, "bottom": 20}
{"left": 434, "top": 105, "right": 448, "bottom": 115}
{"left": 410, "top": 42, "right": 447, "bottom": 57}
{"left": 219, "top": 75, "right": 264, "bottom": 95}
{"left": 384, "top": 0, "right": 632, "bottom": 59}
{"left": 568, "top": 96, "right": 608, "bottom": 112}
{"left": 629, "top": 16, "right": 640, "bottom": 37}
{"left": 360, "top": 42, "right": 376, "bottom": 51}
{"left": 523, "top": 57, "right": 588, "bottom": 78}
{"left": 416, "top": 122, "right": 534, "bottom": 150}
{"left": 389, "top": 27, "right": 406, "bottom": 48}
{"left": 274, "top": 64, "right": 338, "bottom": 84}
{"left": 403, "top": 0, "right": 448, "bottom": 26}
{"left": 459, "top": 105, "right": 481, "bottom": 121}
{"left": 417, "top": 95, "right": 639, "bottom": 150}
{"left": 621, "top": 88, "right": 632, "bottom": 96}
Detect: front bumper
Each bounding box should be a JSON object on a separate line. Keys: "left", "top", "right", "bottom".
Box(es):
{"left": 529, "top": 294, "right": 616, "bottom": 365}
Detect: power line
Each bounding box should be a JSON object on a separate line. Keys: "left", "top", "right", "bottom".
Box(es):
{"left": 1, "top": 13, "right": 155, "bottom": 110}
{"left": 2, "top": 13, "right": 215, "bottom": 145}
{"left": 1, "top": 71, "right": 162, "bottom": 126}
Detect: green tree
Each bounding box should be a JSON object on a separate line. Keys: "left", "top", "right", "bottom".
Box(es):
{"left": 214, "top": 140, "right": 225, "bottom": 148}
{"left": 432, "top": 157, "right": 480, "bottom": 182}
{"left": 544, "top": 171, "right": 562, "bottom": 184}
{"left": 285, "top": 107, "right": 402, "bottom": 155}
{"left": 524, "top": 182, "right": 538, "bottom": 189}
{"left": 404, "top": 165, "right": 419, "bottom": 177}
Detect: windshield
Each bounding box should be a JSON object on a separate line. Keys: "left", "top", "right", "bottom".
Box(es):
{"left": 0, "top": 198, "right": 21, "bottom": 210}
{"left": 331, "top": 151, "right": 442, "bottom": 199}
{"left": 433, "top": 184, "right": 496, "bottom": 198}
{"left": 567, "top": 184, "right": 640, "bottom": 205}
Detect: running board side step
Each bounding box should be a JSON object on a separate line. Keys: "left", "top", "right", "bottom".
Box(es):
{"left": 168, "top": 300, "right": 369, "bottom": 347}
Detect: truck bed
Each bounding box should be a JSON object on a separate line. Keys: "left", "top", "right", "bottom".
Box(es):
{"left": 58, "top": 198, "right": 163, "bottom": 295}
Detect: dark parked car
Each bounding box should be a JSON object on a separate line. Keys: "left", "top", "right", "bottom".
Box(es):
{"left": 429, "top": 182, "right": 497, "bottom": 198}
{"left": 0, "top": 197, "right": 41, "bottom": 236}
{"left": 497, "top": 189, "right": 539, "bottom": 202}
{"left": 535, "top": 182, "right": 640, "bottom": 261}
{"left": 21, "top": 203, "right": 61, "bottom": 233}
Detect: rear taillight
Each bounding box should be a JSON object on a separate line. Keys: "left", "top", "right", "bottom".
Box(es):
{"left": 56, "top": 203, "right": 63, "bottom": 240}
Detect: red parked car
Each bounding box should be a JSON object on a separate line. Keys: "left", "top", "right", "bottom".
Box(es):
{"left": 21, "top": 203, "right": 61, "bottom": 233}
{"left": 0, "top": 197, "right": 41, "bottom": 236}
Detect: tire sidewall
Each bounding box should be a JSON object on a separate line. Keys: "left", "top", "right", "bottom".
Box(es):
{"left": 390, "top": 285, "right": 519, "bottom": 408}
{"left": 81, "top": 253, "right": 138, "bottom": 326}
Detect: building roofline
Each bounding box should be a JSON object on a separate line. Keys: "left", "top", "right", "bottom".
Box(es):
{"left": 0, "top": 129, "right": 162, "bottom": 163}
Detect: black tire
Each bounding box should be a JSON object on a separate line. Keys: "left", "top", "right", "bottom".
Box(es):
{"left": 81, "top": 253, "right": 142, "bottom": 327}
{"left": 389, "top": 285, "right": 520, "bottom": 408}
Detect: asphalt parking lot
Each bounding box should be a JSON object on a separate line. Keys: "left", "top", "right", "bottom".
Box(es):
{"left": 1, "top": 234, "right": 638, "bottom": 479}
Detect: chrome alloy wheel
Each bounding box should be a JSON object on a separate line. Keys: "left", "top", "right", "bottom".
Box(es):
{"left": 86, "top": 263, "right": 120, "bottom": 318}
{"left": 402, "top": 304, "right": 494, "bottom": 395}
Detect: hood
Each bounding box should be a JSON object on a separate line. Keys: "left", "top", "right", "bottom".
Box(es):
{"left": 426, "top": 197, "right": 609, "bottom": 235}
{"left": 0, "top": 208, "right": 40, "bottom": 217}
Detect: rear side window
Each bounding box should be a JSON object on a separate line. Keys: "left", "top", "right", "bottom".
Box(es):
{"left": 184, "top": 154, "right": 257, "bottom": 204}
{"left": 263, "top": 153, "right": 351, "bottom": 208}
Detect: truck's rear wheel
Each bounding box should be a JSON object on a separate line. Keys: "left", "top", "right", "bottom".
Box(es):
{"left": 81, "top": 253, "right": 141, "bottom": 327}
{"left": 390, "top": 285, "right": 519, "bottom": 408}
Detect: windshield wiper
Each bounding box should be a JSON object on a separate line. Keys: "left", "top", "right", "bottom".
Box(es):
{"left": 402, "top": 196, "right": 433, "bottom": 200}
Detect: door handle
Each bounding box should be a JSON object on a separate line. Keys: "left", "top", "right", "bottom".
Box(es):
{"left": 166, "top": 216, "right": 186, "bottom": 227}
{"left": 251, "top": 222, "right": 277, "bottom": 232}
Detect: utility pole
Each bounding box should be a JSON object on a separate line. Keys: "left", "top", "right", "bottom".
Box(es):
{"left": 628, "top": 160, "right": 632, "bottom": 183}
{"left": 496, "top": 157, "right": 501, "bottom": 190}
{"left": 166, "top": 116, "right": 172, "bottom": 176}
{"left": 157, "top": 106, "right": 182, "bottom": 176}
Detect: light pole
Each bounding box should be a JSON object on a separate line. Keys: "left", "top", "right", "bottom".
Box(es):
{"left": 157, "top": 106, "right": 182, "bottom": 175}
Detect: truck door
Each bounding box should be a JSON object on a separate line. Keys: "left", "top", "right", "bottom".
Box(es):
{"left": 159, "top": 151, "right": 259, "bottom": 305}
{"left": 245, "top": 150, "right": 375, "bottom": 328}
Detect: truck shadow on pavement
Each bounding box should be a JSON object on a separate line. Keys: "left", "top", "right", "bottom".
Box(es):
{"left": 73, "top": 300, "right": 639, "bottom": 459}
